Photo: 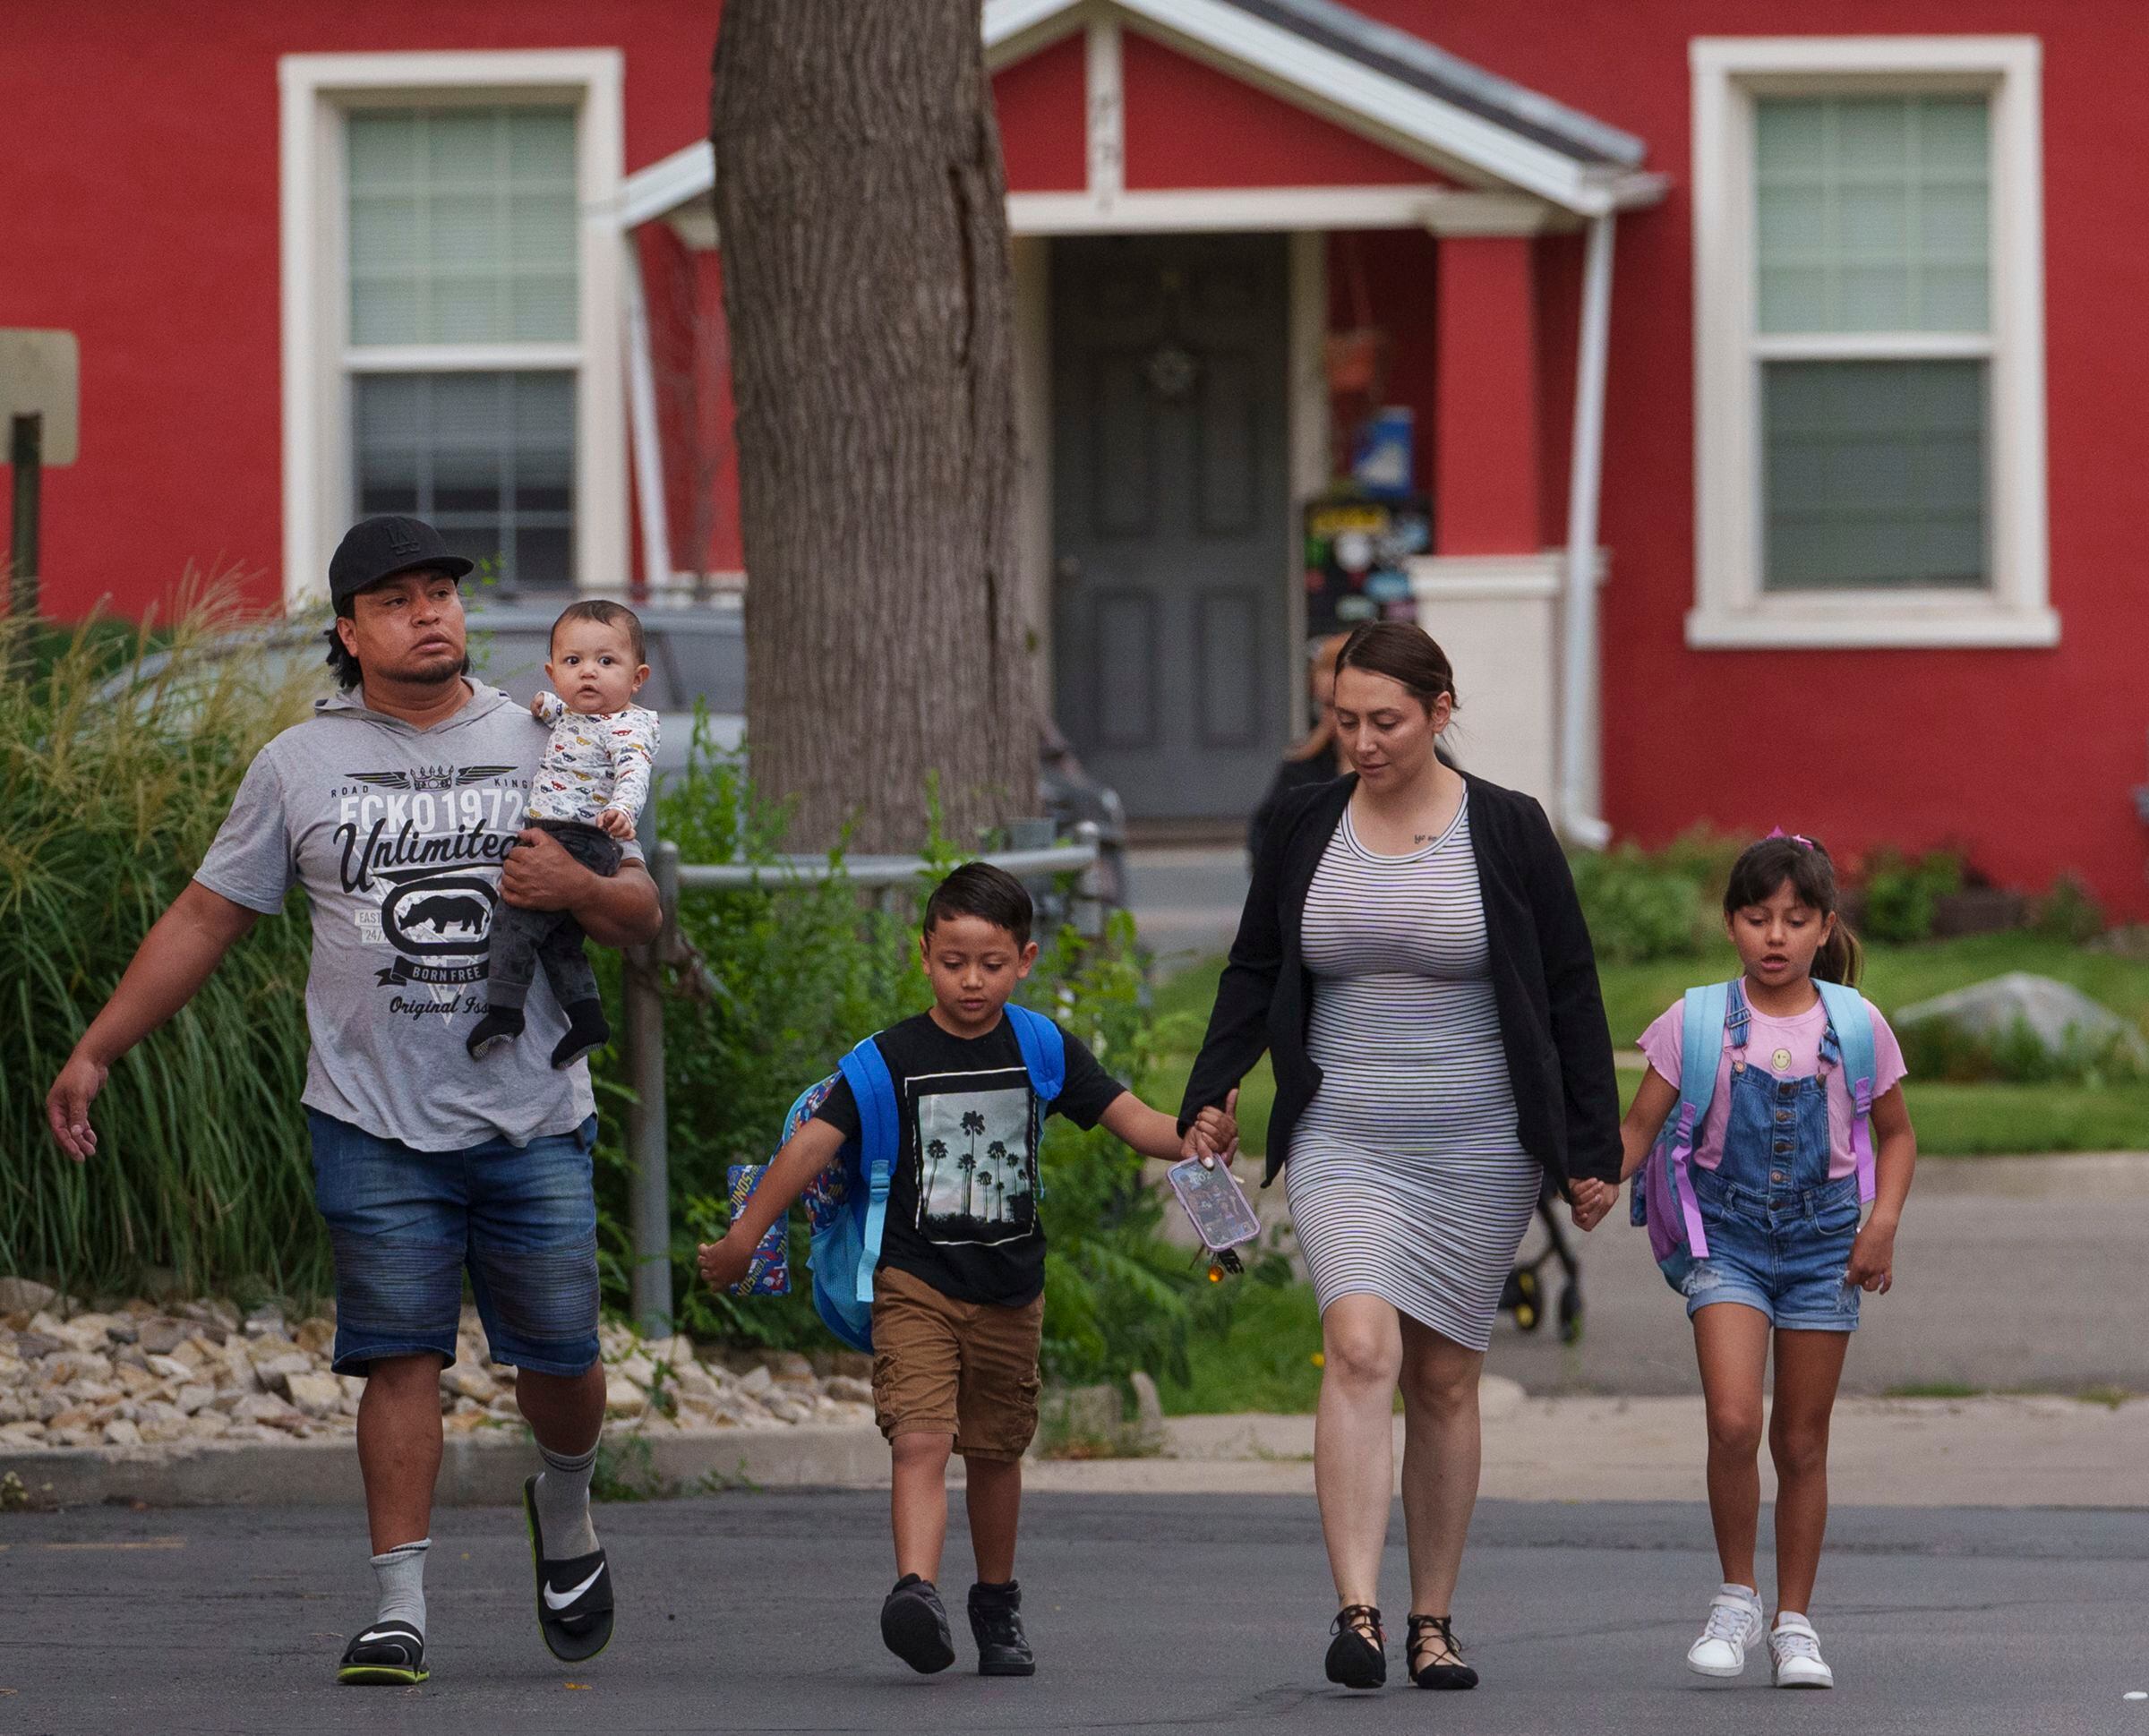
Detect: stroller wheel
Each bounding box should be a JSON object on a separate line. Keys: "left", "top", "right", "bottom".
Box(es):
{"left": 1503, "top": 1267, "right": 1543, "bottom": 1333}
{"left": 1557, "top": 1283, "right": 1584, "bottom": 1346}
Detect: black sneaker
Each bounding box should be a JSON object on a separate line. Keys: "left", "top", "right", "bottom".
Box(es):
{"left": 550, "top": 999, "right": 611, "bottom": 1070}
{"left": 880, "top": 1574, "right": 956, "bottom": 1673}
{"left": 337, "top": 1619, "right": 428, "bottom": 1686}
{"left": 522, "top": 1475, "right": 614, "bottom": 1663}
{"left": 968, "top": 1579, "right": 1035, "bottom": 1677}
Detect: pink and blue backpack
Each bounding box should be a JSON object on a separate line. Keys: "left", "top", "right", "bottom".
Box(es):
{"left": 778, "top": 1005, "right": 1066, "bottom": 1352}
{"left": 1629, "top": 979, "right": 1878, "bottom": 1291}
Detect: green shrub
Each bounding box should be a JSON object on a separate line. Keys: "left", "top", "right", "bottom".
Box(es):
{"left": 2033, "top": 873, "right": 2105, "bottom": 944}
{"left": 0, "top": 586, "right": 326, "bottom": 1299}
{"left": 1861, "top": 849, "right": 1965, "bottom": 945}
{"left": 1896, "top": 1013, "right": 2144, "bottom": 1086}
{"left": 1566, "top": 830, "right": 1745, "bottom": 964}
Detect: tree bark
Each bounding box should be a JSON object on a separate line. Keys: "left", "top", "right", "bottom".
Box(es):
{"left": 712, "top": 0, "right": 1032, "bottom": 853}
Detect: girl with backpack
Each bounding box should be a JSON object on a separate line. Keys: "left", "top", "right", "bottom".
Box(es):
{"left": 1570, "top": 833, "right": 1915, "bottom": 1689}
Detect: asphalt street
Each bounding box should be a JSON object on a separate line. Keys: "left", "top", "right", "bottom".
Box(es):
{"left": 4, "top": 1492, "right": 2144, "bottom": 1735}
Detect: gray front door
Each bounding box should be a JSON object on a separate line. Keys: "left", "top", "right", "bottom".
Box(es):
{"left": 1050, "top": 234, "right": 1290, "bottom": 820}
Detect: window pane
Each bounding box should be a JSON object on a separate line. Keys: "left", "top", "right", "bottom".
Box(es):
{"left": 1756, "top": 95, "right": 1990, "bottom": 334}
{"left": 1762, "top": 360, "right": 1987, "bottom": 591}
{"left": 346, "top": 108, "right": 578, "bottom": 347}
{"left": 354, "top": 372, "right": 577, "bottom": 588}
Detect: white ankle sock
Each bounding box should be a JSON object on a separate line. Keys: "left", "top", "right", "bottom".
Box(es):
{"left": 535, "top": 1439, "right": 599, "bottom": 1559}
{"left": 370, "top": 1537, "right": 430, "bottom": 1637}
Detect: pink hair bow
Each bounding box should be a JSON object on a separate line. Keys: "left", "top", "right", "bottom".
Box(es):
{"left": 1765, "top": 827, "right": 1816, "bottom": 850}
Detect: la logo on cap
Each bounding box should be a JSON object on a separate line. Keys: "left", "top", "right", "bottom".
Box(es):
{"left": 385, "top": 523, "right": 421, "bottom": 559}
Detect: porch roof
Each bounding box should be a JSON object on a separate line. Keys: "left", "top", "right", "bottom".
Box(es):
{"left": 620, "top": 0, "right": 1660, "bottom": 232}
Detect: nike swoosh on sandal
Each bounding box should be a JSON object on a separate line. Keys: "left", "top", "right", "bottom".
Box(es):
{"left": 544, "top": 1564, "right": 605, "bottom": 1611}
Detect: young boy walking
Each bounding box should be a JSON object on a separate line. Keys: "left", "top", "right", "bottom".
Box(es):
{"left": 697, "top": 863, "right": 1235, "bottom": 1676}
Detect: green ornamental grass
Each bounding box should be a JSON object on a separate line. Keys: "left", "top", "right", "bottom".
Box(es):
{"left": 0, "top": 582, "right": 326, "bottom": 1299}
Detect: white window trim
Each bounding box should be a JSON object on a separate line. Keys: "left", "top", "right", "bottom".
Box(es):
{"left": 1689, "top": 36, "right": 2054, "bottom": 649}
{"left": 279, "top": 49, "right": 625, "bottom": 609}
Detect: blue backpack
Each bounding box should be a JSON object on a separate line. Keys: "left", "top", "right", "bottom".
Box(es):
{"left": 1631, "top": 979, "right": 1879, "bottom": 1291}
{"left": 783, "top": 1005, "right": 1066, "bottom": 1353}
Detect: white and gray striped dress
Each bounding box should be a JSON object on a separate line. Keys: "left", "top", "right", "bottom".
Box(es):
{"left": 1286, "top": 795, "right": 1542, "bottom": 1351}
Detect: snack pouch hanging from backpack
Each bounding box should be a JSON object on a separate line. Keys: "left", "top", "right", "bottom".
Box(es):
{"left": 779, "top": 1005, "right": 1066, "bottom": 1353}
{"left": 1630, "top": 979, "right": 1879, "bottom": 1293}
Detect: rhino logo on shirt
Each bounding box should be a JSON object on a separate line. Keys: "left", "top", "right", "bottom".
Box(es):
{"left": 404, "top": 893, "right": 488, "bottom": 935}
{"left": 372, "top": 873, "right": 500, "bottom": 987}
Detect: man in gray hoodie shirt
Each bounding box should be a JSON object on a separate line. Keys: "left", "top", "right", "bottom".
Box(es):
{"left": 46, "top": 517, "right": 662, "bottom": 1686}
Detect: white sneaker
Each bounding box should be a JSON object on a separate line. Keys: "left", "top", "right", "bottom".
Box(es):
{"left": 1686, "top": 1585, "right": 1765, "bottom": 1678}
{"left": 1769, "top": 1613, "right": 1835, "bottom": 1689}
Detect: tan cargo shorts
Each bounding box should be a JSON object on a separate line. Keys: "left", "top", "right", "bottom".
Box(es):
{"left": 869, "top": 1265, "right": 1044, "bottom": 1462}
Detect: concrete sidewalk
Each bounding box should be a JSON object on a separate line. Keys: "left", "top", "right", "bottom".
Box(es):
{"left": 11, "top": 1380, "right": 2139, "bottom": 1510}
{"left": 1024, "top": 1381, "right": 2148, "bottom": 1507}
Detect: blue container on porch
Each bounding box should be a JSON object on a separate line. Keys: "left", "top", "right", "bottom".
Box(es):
{"left": 1351, "top": 406, "right": 1416, "bottom": 500}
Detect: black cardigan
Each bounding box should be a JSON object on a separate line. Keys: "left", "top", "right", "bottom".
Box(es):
{"left": 1178, "top": 772, "right": 1622, "bottom": 1195}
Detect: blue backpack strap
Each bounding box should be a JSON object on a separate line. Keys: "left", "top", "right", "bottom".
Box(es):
{"left": 835, "top": 1034, "right": 900, "bottom": 1305}
{"left": 1004, "top": 1004, "right": 1066, "bottom": 1104}
{"left": 1663, "top": 982, "right": 1731, "bottom": 1260}
{"left": 1814, "top": 979, "right": 1879, "bottom": 1205}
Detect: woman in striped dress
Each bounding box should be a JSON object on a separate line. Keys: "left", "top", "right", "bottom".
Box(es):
{"left": 1179, "top": 622, "right": 1621, "bottom": 1693}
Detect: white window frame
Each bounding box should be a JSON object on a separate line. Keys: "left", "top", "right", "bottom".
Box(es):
{"left": 1689, "top": 36, "right": 2053, "bottom": 648}
{"left": 279, "top": 50, "right": 625, "bottom": 608}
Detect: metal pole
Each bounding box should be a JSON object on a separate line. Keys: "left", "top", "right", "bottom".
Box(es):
{"left": 625, "top": 838, "right": 679, "bottom": 1338}
{"left": 9, "top": 413, "right": 40, "bottom": 626}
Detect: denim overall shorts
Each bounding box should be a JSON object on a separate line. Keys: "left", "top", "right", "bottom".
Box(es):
{"left": 1680, "top": 981, "right": 1862, "bottom": 1331}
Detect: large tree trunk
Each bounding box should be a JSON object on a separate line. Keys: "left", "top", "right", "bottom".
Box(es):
{"left": 712, "top": 1, "right": 1032, "bottom": 854}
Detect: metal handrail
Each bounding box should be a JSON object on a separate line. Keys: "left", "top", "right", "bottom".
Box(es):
{"left": 620, "top": 823, "right": 1105, "bottom": 1335}
{"left": 674, "top": 834, "right": 1100, "bottom": 892}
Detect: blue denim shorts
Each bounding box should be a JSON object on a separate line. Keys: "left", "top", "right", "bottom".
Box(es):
{"left": 1679, "top": 1169, "right": 1862, "bottom": 1332}
{"left": 307, "top": 1110, "right": 602, "bottom": 1377}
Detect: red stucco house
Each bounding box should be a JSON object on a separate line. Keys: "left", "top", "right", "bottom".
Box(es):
{"left": 5, "top": 2, "right": 2145, "bottom": 910}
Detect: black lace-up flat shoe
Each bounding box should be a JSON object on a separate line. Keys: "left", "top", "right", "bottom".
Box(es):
{"left": 1325, "top": 1603, "right": 1386, "bottom": 1689}
{"left": 1408, "top": 1613, "right": 1478, "bottom": 1690}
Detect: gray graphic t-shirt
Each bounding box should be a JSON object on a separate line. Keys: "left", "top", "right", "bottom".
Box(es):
{"left": 195, "top": 680, "right": 643, "bottom": 1151}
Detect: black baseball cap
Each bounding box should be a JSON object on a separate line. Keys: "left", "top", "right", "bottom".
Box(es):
{"left": 329, "top": 515, "right": 475, "bottom": 607}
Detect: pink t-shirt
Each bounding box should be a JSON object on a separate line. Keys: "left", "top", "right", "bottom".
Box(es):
{"left": 1637, "top": 988, "right": 1907, "bottom": 1179}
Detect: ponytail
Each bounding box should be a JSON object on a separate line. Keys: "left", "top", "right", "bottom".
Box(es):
{"left": 1814, "top": 916, "right": 1864, "bottom": 990}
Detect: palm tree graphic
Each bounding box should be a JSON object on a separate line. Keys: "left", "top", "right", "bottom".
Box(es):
{"left": 924, "top": 1138, "right": 949, "bottom": 1217}
{"left": 957, "top": 1149, "right": 978, "bottom": 1219}
{"left": 985, "top": 1141, "right": 1009, "bottom": 1222}
{"left": 960, "top": 1110, "right": 987, "bottom": 1217}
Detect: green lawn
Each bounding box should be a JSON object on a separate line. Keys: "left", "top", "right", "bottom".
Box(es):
{"left": 1152, "top": 935, "right": 2149, "bottom": 1159}
{"left": 1158, "top": 1277, "right": 1326, "bottom": 1416}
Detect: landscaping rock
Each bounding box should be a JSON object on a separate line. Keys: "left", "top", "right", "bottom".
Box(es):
{"left": 1128, "top": 1372, "right": 1167, "bottom": 1450}
{"left": 278, "top": 1373, "right": 343, "bottom": 1417}
{"left": 0, "top": 1291, "right": 885, "bottom": 1464}
{"left": 440, "top": 1365, "right": 499, "bottom": 1404}
{"left": 1896, "top": 972, "right": 2149, "bottom": 1065}
{"left": 0, "top": 1278, "right": 57, "bottom": 1315}
{"left": 253, "top": 1353, "right": 313, "bottom": 1390}
{"left": 135, "top": 1317, "right": 188, "bottom": 1355}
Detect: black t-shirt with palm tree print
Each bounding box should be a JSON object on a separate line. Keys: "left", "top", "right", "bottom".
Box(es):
{"left": 811, "top": 1010, "right": 1125, "bottom": 1306}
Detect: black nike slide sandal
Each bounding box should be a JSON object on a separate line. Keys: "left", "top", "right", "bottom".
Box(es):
{"left": 338, "top": 1619, "right": 429, "bottom": 1685}
{"left": 523, "top": 1474, "right": 615, "bottom": 1663}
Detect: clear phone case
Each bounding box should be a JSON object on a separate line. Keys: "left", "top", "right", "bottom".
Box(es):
{"left": 1166, "top": 1158, "right": 1261, "bottom": 1253}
